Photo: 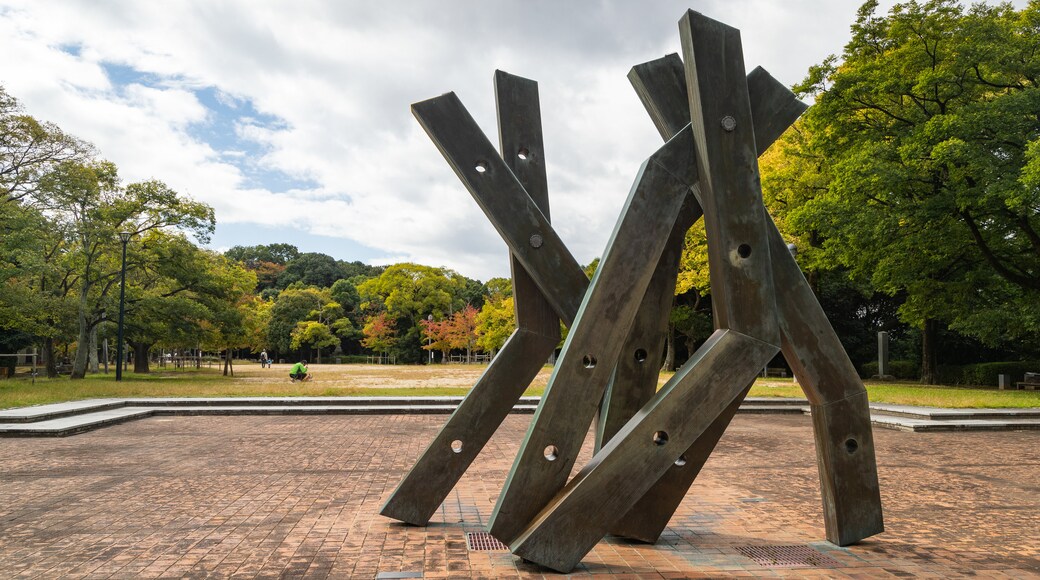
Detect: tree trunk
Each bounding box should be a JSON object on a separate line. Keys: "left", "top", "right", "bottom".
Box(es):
{"left": 88, "top": 326, "right": 99, "bottom": 374}
{"left": 662, "top": 322, "right": 675, "bottom": 372}
{"left": 43, "top": 337, "right": 58, "bottom": 378}
{"left": 316, "top": 345, "right": 322, "bottom": 364}
{"left": 133, "top": 341, "right": 151, "bottom": 373}
{"left": 70, "top": 285, "right": 91, "bottom": 379}
{"left": 920, "top": 318, "right": 939, "bottom": 385}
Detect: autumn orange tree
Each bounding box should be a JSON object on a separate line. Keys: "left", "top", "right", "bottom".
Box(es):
{"left": 420, "top": 316, "right": 452, "bottom": 363}
{"left": 361, "top": 312, "right": 397, "bottom": 359}
{"left": 446, "top": 305, "right": 479, "bottom": 362}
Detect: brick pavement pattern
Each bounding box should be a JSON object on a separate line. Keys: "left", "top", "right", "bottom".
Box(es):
{"left": 0, "top": 414, "right": 1037, "bottom": 578}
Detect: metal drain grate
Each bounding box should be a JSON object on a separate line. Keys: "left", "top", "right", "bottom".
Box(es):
{"left": 735, "top": 545, "right": 841, "bottom": 568}
{"left": 466, "top": 531, "right": 509, "bottom": 551}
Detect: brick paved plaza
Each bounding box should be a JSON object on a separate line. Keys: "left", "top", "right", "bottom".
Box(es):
{"left": 0, "top": 414, "right": 1037, "bottom": 578}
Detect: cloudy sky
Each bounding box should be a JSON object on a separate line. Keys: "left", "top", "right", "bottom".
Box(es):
{"left": 2, "top": 0, "right": 1016, "bottom": 281}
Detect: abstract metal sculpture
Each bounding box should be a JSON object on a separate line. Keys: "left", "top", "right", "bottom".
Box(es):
{"left": 381, "top": 10, "right": 883, "bottom": 573}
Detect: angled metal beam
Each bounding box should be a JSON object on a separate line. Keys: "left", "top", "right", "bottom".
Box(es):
{"left": 488, "top": 125, "right": 700, "bottom": 544}
{"left": 769, "top": 220, "right": 884, "bottom": 544}
{"left": 597, "top": 57, "right": 803, "bottom": 454}
{"left": 509, "top": 12, "right": 787, "bottom": 570}
{"left": 627, "top": 48, "right": 883, "bottom": 546}
{"left": 379, "top": 329, "right": 559, "bottom": 525}
{"left": 681, "top": 11, "right": 779, "bottom": 345}
{"left": 410, "top": 92, "right": 587, "bottom": 328}
{"left": 606, "top": 57, "right": 807, "bottom": 543}
{"left": 494, "top": 70, "right": 562, "bottom": 341}
{"left": 380, "top": 72, "right": 560, "bottom": 525}
{"left": 510, "top": 330, "right": 779, "bottom": 572}
{"left": 609, "top": 382, "right": 750, "bottom": 542}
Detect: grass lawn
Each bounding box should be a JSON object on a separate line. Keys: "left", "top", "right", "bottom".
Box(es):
{"left": 1, "top": 362, "right": 1038, "bottom": 410}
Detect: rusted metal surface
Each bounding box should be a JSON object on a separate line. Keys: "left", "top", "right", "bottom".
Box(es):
{"left": 381, "top": 72, "right": 561, "bottom": 525}
{"left": 618, "top": 47, "right": 883, "bottom": 547}
{"left": 606, "top": 54, "right": 804, "bottom": 543}
{"left": 410, "top": 92, "right": 586, "bottom": 327}
{"left": 489, "top": 126, "right": 700, "bottom": 544}
{"left": 509, "top": 12, "right": 797, "bottom": 570}
{"left": 510, "top": 330, "right": 779, "bottom": 572}
{"left": 680, "top": 10, "right": 779, "bottom": 346}
{"left": 387, "top": 9, "right": 883, "bottom": 572}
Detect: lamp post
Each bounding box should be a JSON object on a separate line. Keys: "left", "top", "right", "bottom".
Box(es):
{"left": 115, "top": 231, "right": 132, "bottom": 381}
{"left": 427, "top": 314, "right": 434, "bottom": 364}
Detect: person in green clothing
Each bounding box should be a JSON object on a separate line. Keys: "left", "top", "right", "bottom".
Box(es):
{"left": 289, "top": 360, "right": 311, "bottom": 382}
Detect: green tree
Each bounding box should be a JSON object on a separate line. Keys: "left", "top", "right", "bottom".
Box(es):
{"left": 764, "top": 0, "right": 1040, "bottom": 382}
{"left": 476, "top": 294, "right": 515, "bottom": 354}
{"left": 225, "top": 243, "right": 300, "bottom": 267}
{"left": 225, "top": 244, "right": 300, "bottom": 291}
{"left": 483, "top": 277, "right": 513, "bottom": 298}
{"left": 267, "top": 287, "right": 338, "bottom": 357}
{"left": 35, "top": 161, "right": 215, "bottom": 378}
{"left": 290, "top": 320, "right": 339, "bottom": 363}
{"left": 0, "top": 199, "right": 78, "bottom": 376}
{"left": 123, "top": 233, "right": 255, "bottom": 373}
{"left": 358, "top": 263, "right": 473, "bottom": 363}
{"left": 337, "top": 259, "right": 383, "bottom": 281}
{"left": 1, "top": 85, "right": 94, "bottom": 204}
{"left": 277, "top": 252, "right": 345, "bottom": 288}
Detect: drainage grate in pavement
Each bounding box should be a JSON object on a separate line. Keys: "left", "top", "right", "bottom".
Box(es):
{"left": 466, "top": 531, "right": 509, "bottom": 551}
{"left": 735, "top": 544, "right": 841, "bottom": 568}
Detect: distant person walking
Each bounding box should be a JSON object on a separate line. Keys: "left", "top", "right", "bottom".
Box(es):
{"left": 289, "top": 360, "right": 310, "bottom": 382}
{"left": 260, "top": 350, "right": 270, "bottom": 368}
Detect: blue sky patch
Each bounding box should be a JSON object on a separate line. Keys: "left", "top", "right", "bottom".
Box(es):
{"left": 101, "top": 62, "right": 320, "bottom": 193}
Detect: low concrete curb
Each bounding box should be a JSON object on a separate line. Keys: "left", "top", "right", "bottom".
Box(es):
{"left": 0, "top": 396, "right": 1037, "bottom": 437}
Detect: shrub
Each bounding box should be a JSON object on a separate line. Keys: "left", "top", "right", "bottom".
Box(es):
{"left": 953, "top": 361, "right": 1040, "bottom": 387}
{"left": 332, "top": 355, "right": 371, "bottom": 364}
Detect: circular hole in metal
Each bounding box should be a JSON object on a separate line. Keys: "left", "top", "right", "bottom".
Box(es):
{"left": 653, "top": 431, "right": 669, "bottom": 446}
{"left": 517, "top": 147, "right": 530, "bottom": 160}
{"left": 737, "top": 244, "right": 752, "bottom": 258}
{"left": 674, "top": 455, "right": 688, "bottom": 467}
{"left": 845, "top": 438, "right": 858, "bottom": 454}
{"left": 634, "top": 348, "right": 648, "bottom": 364}
{"left": 475, "top": 160, "right": 489, "bottom": 173}
{"left": 582, "top": 354, "right": 597, "bottom": 369}
{"left": 543, "top": 445, "right": 559, "bottom": 461}
{"left": 450, "top": 439, "right": 463, "bottom": 454}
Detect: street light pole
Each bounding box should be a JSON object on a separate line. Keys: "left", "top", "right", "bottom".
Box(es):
{"left": 115, "top": 231, "right": 132, "bottom": 381}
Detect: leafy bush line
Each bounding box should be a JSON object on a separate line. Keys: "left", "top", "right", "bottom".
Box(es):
{"left": 862, "top": 360, "right": 1040, "bottom": 387}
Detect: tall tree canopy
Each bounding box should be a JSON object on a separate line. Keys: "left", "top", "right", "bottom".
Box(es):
{"left": 1, "top": 86, "right": 94, "bottom": 204}
{"left": 277, "top": 252, "right": 345, "bottom": 288}
{"left": 35, "top": 161, "right": 215, "bottom": 378}
{"left": 762, "top": 0, "right": 1040, "bottom": 382}
{"left": 358, "top": 263, "right": 479, "bottom": 362}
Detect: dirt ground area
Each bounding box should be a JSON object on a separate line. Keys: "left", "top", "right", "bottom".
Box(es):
{"left": 233, "top": 363, "right": 556, "bottom": 391}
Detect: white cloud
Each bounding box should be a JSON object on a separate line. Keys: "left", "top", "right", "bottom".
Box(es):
{"left": 1, "top": 0, "right": 1027, "bottom": 280}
